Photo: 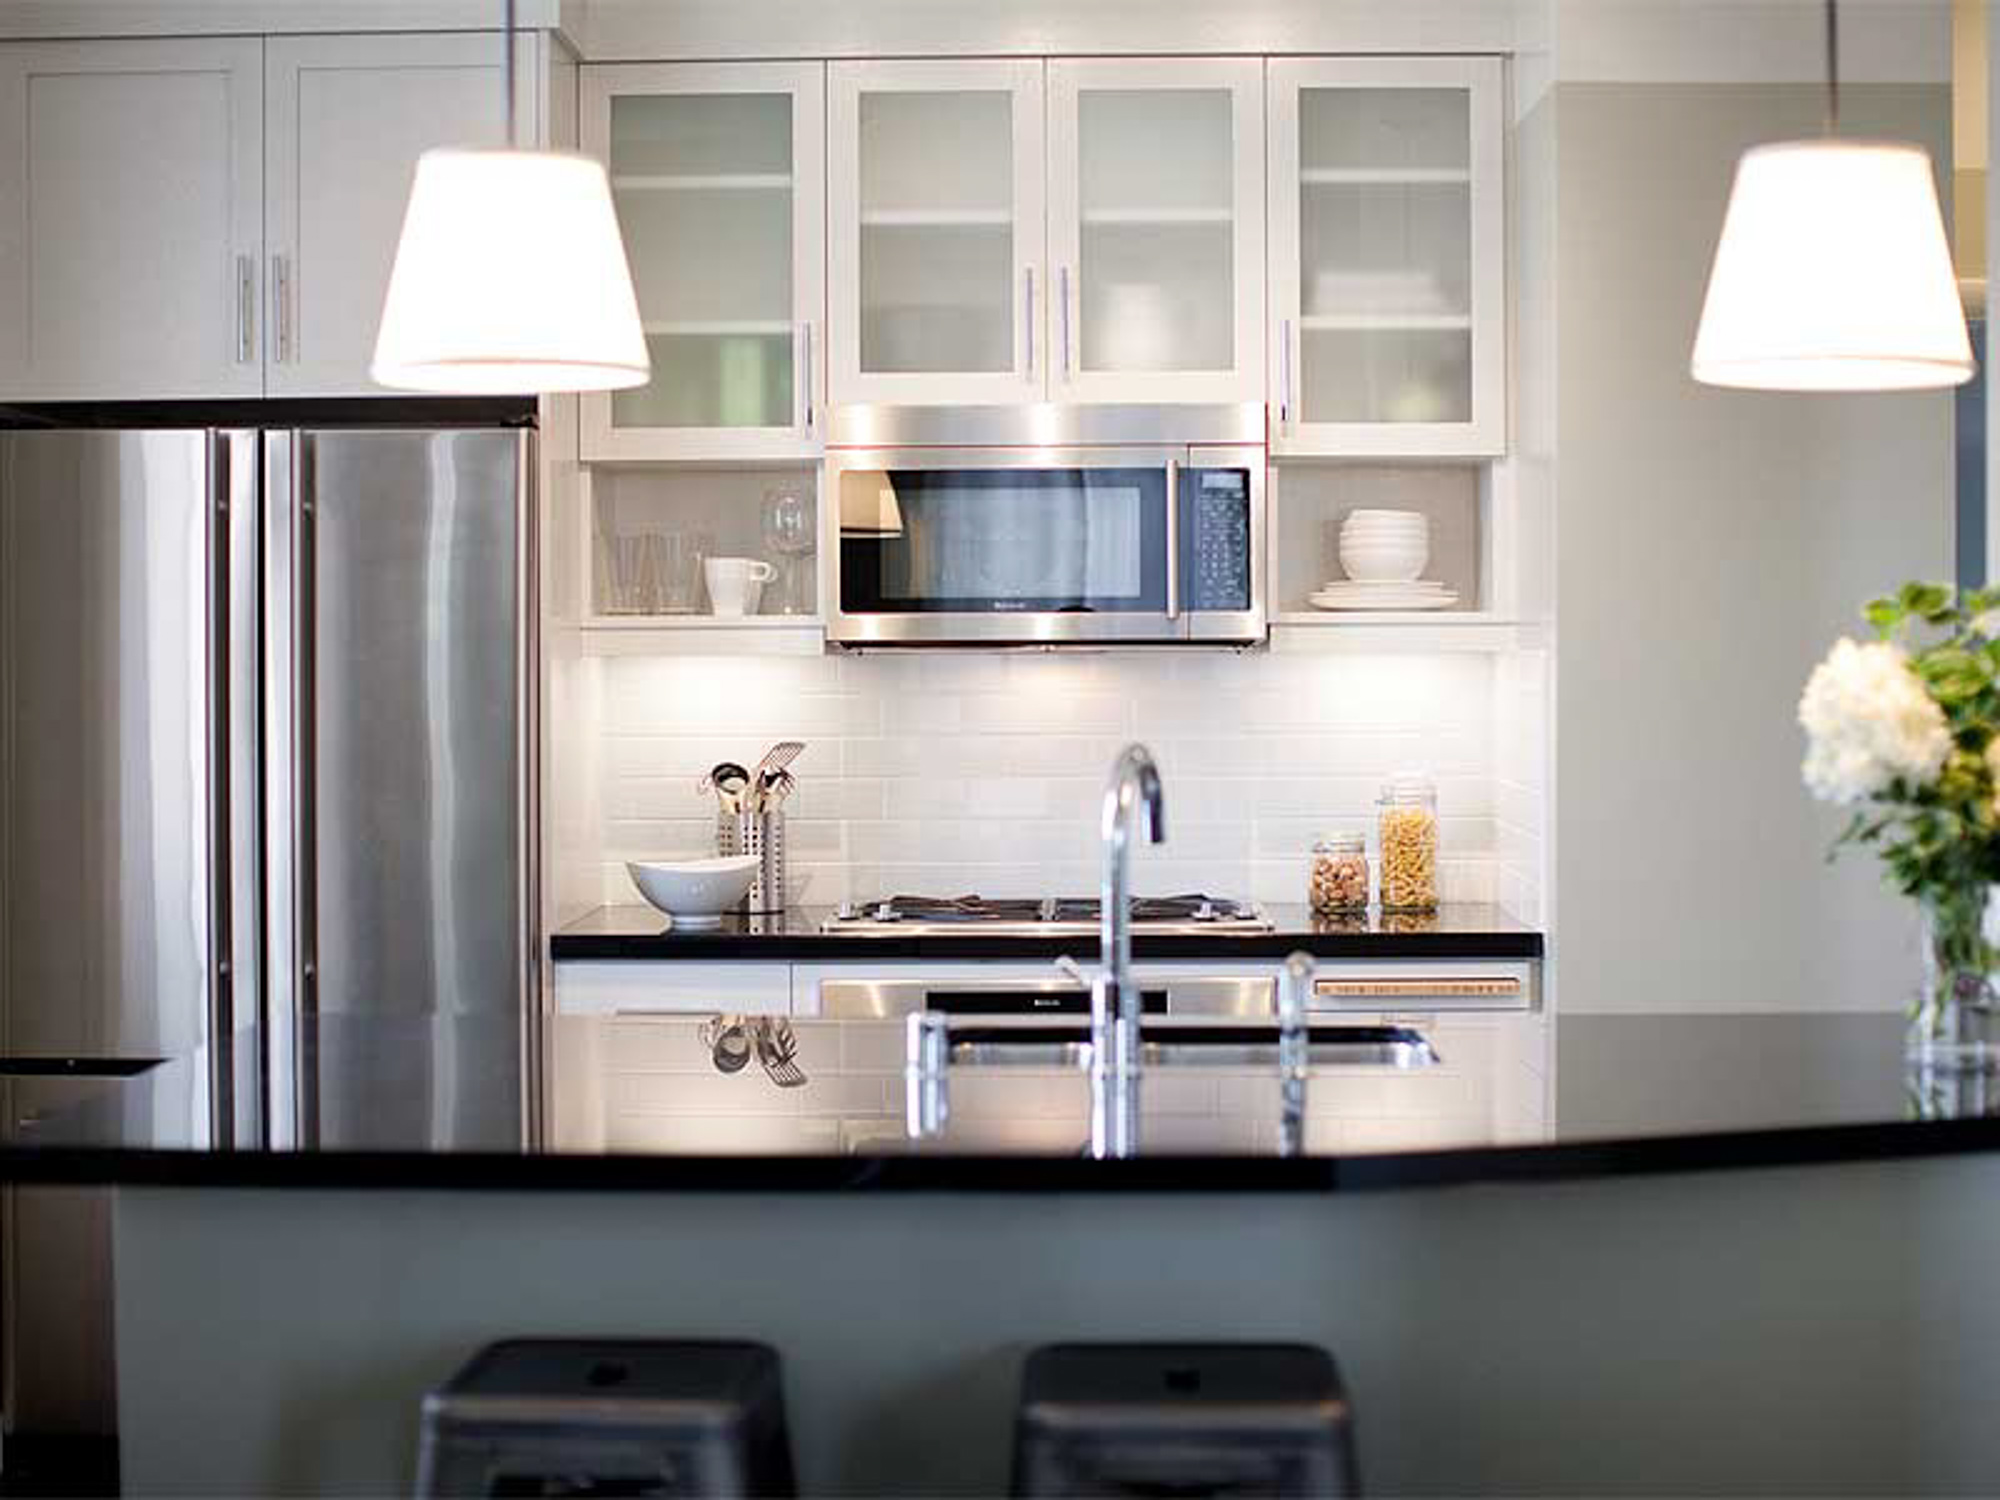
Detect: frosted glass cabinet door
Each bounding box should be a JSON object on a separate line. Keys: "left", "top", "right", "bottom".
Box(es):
{"left": 1047, "top": 59, "right": 1264, "bottom": 404}
{"left": 0, "top": 39, "right": 264, "bottom": 400}
{"left": 829, "top": 59, "right": 1046, "bottom": 406}
{"left": 1269, "top": 58, "right": 1505, "bottom": 456}
{"left": 581, "top": 62, "right": 825, "bottom": 460}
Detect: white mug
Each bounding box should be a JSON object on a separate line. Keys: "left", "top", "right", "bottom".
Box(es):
{"left": 704, "top": 556, "right": 777, "bottom": 617}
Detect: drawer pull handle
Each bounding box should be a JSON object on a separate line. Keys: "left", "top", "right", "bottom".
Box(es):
{"left": 1315, "top": 978, "right": 1522, "bottom": 999}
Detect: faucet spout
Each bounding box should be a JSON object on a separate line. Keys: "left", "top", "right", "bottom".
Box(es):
{"left": 1092, "top": 744, "right": 1165, "bottom": 1159}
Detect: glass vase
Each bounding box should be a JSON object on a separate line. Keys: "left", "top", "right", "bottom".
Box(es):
{"left": 1908, "top": 895, "right": 2000, "bottom": 1072}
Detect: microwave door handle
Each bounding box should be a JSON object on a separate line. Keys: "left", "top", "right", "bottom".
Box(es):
{"left": 1164, "top": 459, "right": 1180, "bottom": 620}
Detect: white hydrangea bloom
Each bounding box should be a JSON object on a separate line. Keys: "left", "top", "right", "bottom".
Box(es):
{"left": 1799, "top": 638, "right": 1952, "bottom": 804}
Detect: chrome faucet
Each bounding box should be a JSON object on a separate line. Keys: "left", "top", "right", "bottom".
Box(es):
{"left": 1091, "top": 744, "right": 1165, "bottom": 1159}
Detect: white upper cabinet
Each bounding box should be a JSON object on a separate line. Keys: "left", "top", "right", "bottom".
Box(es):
{"left": 580, "top": 62, "right": 825, "bottom": 460}
{"left": 1269, "top": 58, "right": 1506, "bottom": 456}
{"left": 265, "top": 34, "right": 521, "bottom": 398}
{"left": 829, "top": 59, "right": 1045, "bottom": 407}
{"left": 1046, "top": 58, "right": 1264, "bottom": 405}
{"left": 0, "top": 39, "right": 263, "bottom": 401}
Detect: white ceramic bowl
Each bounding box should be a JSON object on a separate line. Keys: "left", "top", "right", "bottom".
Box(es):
{"left": 1342, "top": 528, "right": 1429, "bottom": 546}
{"left": 1342, "top": 530, "right": 1429, "bottom": 548}
{"left": 1341, "top": 521, "right": 1429, "bottom": 539}
{"left": 627, "top": 855, "right": 761, "bottom": 927}
{"left": 1340, "top": 536, "right": 1429, "bottom": 583}
{"left": 1346, "top": 509, "right": 1427, "bottom": 524}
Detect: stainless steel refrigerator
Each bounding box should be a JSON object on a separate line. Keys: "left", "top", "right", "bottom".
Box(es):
{"left": 0, "top": 419, "right": 537, "bottom": 1437}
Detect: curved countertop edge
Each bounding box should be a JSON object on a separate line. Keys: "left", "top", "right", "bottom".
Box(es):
{"left": 549, "top": 904, "right": 1546, "bottom": 963}
{"left": 8, "top": 1113, "right": 1994, "bottom": 1193}
{"left": 550, "top": 933, "right": 1548, "bottom": 962}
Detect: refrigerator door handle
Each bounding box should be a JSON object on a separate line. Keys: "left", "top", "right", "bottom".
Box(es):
{"left": 260, "top": 431, "right": 315, "bottom": 1149}
{"left": 210, "top": 431, "right": 265, "bottom": 1144}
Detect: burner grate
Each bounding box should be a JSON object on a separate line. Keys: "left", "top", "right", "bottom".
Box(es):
{"left": 848, "top": 893, "right": 1261, "bottom": 926}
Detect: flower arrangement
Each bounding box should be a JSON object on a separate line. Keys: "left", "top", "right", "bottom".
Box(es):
{"left": 1800, "top": 582, "right": 2000, "bottom": 1062}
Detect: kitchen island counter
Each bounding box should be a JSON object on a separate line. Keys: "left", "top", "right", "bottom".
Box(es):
{"left": 4, "top": 1009, "right": 1990, "bottom": 1192}
{"left": 549, "top": 901, "right": 1545, "bottom": 962}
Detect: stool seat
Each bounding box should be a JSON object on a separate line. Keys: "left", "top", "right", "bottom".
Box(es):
{"left": 415, "top": 1339, "right": 795, "bottom": 1498}
{"left": 1012, "top": 1342, "right": 1359, "bottom": 1497}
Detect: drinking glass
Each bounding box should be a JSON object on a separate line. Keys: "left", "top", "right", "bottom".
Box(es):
{"left": 599, "top": 533, "right": 657, "bottom": 615}
{"left": 761, "top": 489, "right": 816, "bottom": 616}
{"left": 651, "top": 531, "right": 711, "bottom": 615}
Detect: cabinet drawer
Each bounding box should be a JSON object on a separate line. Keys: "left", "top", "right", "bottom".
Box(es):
{"left": 553, "top": 960, "right": 791, "bottom": 1016}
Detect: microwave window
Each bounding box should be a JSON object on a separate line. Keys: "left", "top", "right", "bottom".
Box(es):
{"left": 839, "top": 467, "right": 1169, "bottom": 614}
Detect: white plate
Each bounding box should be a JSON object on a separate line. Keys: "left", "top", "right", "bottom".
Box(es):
{"left": 1321, "top": 579, "right": 1448, "bottom": 592}
{"left": 1304, "top": 588, "right": 1464, "bottom": 612}
{"left": 1309, "top": 593, "right": 1459, "bottom": 611}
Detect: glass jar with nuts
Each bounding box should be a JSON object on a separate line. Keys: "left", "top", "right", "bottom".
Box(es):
{"left": 1309, "top": 832, "right": 1370, "bottom": 914}
{"left": 1377, "top": 773, "right": 1439, "bottom": 912}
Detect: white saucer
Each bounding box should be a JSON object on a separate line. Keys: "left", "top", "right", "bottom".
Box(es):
{"left": 1310, "top": 589, "right": 1459, "bottom": 611}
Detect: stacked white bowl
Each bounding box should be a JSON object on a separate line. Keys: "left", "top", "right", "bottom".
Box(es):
{"left": 1339, "top": 509, "right": 1429, "bottom": 582}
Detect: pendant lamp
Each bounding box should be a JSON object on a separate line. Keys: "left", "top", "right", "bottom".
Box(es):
{"left": 371, "top": 0, "right": 649, "bottom": 394}
{"left": 1690, "top": 0, "right": 1974, "bottom": 391}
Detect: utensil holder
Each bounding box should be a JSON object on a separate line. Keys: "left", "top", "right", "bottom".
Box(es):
{"left": 718, "top": 809, "right": 787, "bottom": 914}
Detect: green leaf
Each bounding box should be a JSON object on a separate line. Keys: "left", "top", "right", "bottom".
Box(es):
{"left": 1865, "top": 597, "right": 1905, "bottom": 638}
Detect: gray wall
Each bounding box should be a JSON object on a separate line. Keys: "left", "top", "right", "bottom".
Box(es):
{"left": 1552, "top": 82, "right": 1957, "bottom": 1013}
{"left": 114, "top": 1156, "right": 2000, "bottom": 1496}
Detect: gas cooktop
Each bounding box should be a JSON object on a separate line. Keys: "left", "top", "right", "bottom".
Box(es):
{"left": 821, "top": 894, "right": 1272, "bottom": 937}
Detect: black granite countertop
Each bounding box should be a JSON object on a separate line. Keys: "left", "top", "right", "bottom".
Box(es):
{"left": 550, "top": 902, "right": 1545, "bottom": 961}
{"left": 4, "top": 1009, "right": 1997, "bottom": 1192}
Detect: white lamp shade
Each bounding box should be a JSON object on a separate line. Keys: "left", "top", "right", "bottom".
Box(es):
{"left": 1691, "top": 139, "right": 1974, "bottom": 391}
{"left": 371, "top": 148, "right": 650, "bottom": 394}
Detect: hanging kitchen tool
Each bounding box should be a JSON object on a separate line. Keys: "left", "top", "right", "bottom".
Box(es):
{"left": 700, "top": 1015, "right": 753, "bottom": 1075}
{"left": 753, "top": 1018, "right": 808, "bottom": 1088}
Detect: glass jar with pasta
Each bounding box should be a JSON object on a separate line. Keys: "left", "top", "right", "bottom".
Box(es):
{"left": 1376, "top": 773, "right": 1439, "bottom": 912}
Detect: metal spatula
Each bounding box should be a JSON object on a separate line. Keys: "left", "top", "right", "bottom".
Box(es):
{"left": 754, "top": 1017, "right": 808, "bottom": 1088}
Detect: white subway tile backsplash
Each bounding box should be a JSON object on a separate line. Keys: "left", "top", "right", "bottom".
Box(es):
{"left": 588, "top": 650, "right": 1513, "bottom": 907}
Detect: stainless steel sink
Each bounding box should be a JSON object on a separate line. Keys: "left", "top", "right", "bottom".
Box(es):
{"left": 941, "top": 1023, "right": 1438, "bottom": 1071}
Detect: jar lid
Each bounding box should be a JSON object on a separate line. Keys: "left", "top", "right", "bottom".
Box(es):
{"left": 1316, "top": 830, "right": 1366, "bottom": 852}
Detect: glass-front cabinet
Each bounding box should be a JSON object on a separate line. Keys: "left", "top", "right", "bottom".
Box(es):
{"left": 580, "top": 62, "right": 825, "bottom": 460}
{"left": 1268, "top": 58, "right": 1505, "bottom": 456}
{"left": 1046, "top": 59, "right": 1264, "bottom": 404}
{"left": 829, "top": 59, "right": 1045, "bottom": 407}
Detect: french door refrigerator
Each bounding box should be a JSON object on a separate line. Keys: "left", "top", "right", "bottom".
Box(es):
{"left": 0, "top": 419, "right": 537, "bottom": 1436}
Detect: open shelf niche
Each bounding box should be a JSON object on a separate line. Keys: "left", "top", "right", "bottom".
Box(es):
{"left": 577, "top": 463, "right": 825, "bottom": 656}
{"left": 1267, "top": 460, "right": 1529, "bottom": 652}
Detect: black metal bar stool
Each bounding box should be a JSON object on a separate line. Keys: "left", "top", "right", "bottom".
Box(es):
{"left": 1011, "top": 1342, "right": 1360, "bottom": 1497}
{"left": 415, "top": 1338, "right": 795, "bottom": 1497}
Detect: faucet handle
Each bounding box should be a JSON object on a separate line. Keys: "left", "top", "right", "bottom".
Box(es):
{"left": 1054, "top": 954, "right": 1092, "bottom": 988}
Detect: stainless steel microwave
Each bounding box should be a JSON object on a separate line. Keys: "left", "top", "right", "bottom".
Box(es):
{"left": 824, "top": 406, "right": 1266, "bottom": 647}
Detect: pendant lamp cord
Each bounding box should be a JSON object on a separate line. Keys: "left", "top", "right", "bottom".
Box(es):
{"left": 504, "top": 0, "right": 518, "bottom": 149}
{"left": 1824, "top": 0, "right": 1840, "bottom": 134}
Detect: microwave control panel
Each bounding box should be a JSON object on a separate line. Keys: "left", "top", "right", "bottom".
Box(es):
{"left": 1183, "top": 467, "right": 1252, "bottom": 612}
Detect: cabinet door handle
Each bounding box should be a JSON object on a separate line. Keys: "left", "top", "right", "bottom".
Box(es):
{"left": 272, "top": 253, "right": 292, "bottom": 363}
{"left": 800, "top": 321, "right": 814, "bottom": 430}
{"left": 1280, "top": 317, "right": 1293, "bottom": 426}
{"left": 1058, "top": 264, "right": 1072, "bottom": 378}
{"left": 1023, "top": 266, "right": 1036, "bottom": 381}
{"left": 236, "top": 254, "right": 255, "bottom": 364}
